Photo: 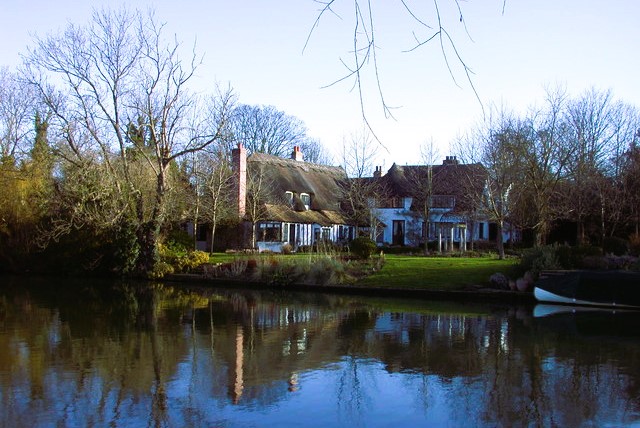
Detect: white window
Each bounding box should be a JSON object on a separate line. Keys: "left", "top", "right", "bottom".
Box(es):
{"left": 258, "top": 222, "right": 282, "bottom": 242}
{"left": 285, "top": 191, "right": 294, "bottom": 206}
{"left": 300, "top": 193, "right": 311, "bottom": 210}
{"left": 322, "top": 227, "right": 331, "bottom": 241}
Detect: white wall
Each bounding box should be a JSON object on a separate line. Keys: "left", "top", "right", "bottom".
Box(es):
{"left": 373, "top": 197, "right": 502, "bottom": 247}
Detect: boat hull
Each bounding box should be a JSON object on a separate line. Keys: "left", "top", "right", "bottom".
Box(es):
{"left": 533, "top": 270, "right": 640, "bottom": 309}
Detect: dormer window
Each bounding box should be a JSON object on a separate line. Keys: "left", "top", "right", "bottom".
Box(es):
{"left": 285, "top": 191, "right": 294, "bottom": 207}
{"left": 300, "top": 193, "right": 311, "bottom": 210}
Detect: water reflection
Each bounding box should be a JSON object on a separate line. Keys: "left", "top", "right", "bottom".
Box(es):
{"left": 1, "top": 276, "right": 639, "bottom": 427}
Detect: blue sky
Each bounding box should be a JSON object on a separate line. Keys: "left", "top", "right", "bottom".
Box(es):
{"left": 1, "top": 1, "right": 639, "bottom": 167}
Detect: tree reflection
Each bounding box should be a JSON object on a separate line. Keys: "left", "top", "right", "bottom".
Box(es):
{"left": 1, "top": 278, "right": 640, "bottom": 427}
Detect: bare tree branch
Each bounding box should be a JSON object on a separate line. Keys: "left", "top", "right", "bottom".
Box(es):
{"left": 306, "top": 0, "right": 488, "bottom": 146}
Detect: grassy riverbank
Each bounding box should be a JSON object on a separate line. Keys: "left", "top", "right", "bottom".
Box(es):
{"left": 358, "top": 255, "right": 518, "bottom": 290}
{"left": 205, "top": 252, "right": 518, "bottom": 291}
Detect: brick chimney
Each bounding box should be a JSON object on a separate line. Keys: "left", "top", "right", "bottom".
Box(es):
{"left": 232, "top": 143, "right": 246, "bottom": 218}
{"left": 442, "top": 155, "right": 459, "bottom": 165}
{"left": 291, "top": 145, "right": 304, "bottom": 162}
{"left": 373, "top": 166, "right": 382, "bottom": 178}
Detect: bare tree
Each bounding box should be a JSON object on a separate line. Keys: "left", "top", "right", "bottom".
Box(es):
{"left": 0, "top": 68, "right": 37, "bottom": 162}
{"left": 227, "top": 104, "right": 313, "bottom": 158}
{"left": 611, "top": 106, "right": 640, "bottom": 237}
{"left": 22, "top": 8, "right": 234, "bottom": 274}
{"left": 245, "top": 163, "right": 276, "bottom": 249}
{"left": 621, "top": 139, "right": 640, "bottom": 236}
{"left": 339, "top": 129, "right": 384, "bottom": 238}
{"left": 299, "top": 138, "right": 334, "bottom": 165}
{"left": 519, "top": 87, "right": 573, "bottom": 246}
{"left": 340, "top": 128, "right": 379, "bottom": 178}
{"left": 456, "top": 108, "right": 525, "bottom": 258}
{"left": 196, "top": 147, "right": 236, "bottom": 252}
{"left": 403, "top": 140, "right": 440, "bottom": 254}
{"left": 564, "top": 88, "right": 619, "bottom": 245}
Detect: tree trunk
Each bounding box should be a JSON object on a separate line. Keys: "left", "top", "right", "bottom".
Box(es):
{"left": 423, "top": 221, "right": 429, "bottom": 255}
{"left": 210, "top": 210, "right": 218, "bottom": 254}
{"left": 251, "top": 222, "right": 257, "bottom": 249}
{"left": 137, "top": 166, "right": 167, "bottom": 275}
{"left": 496, "top": 221, "right": 505, "bottom": 260}
{"left": 137, "top": 220, "right": 160, "bottom": 274}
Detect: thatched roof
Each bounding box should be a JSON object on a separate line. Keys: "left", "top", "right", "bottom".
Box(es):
{"left": 263, "top": 204, "right": 350, "bottom": 226}
{"left": 247, "top": 153, "right": 350, "bottom": 223}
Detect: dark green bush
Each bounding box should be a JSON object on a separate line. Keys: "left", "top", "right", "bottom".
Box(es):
{"left": 517, "top": 245, "right": 560, "bottom": 279}
{"left": 112, "top": 219, "right": 139, "bottom": 274}
{"left": 350, "top": 237, "right": 378, "bottom": 259}
{"left": 602, "top": 236, "right": 629, "bottom": 256}
{"left": 165, "top": 228, "right": 194, "bottom": 251}
{"left": 380, "top": 245, "right": 420, "bottom": 254}
{"left": 555, "top": 244, "right": 602, "bottom": 269}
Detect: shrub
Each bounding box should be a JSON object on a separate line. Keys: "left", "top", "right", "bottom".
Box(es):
{"left": 381, "top": 245, "right": 420, "bottom": 254}
{"left": 281, "top": 243, "right": 293, "bottom": 254}
{"left": 555, "top": 244, "right": 601, "bottom": 269}
{"left": 603, "top": 236, "right": 629, "bottom": 256}
{"left": 629, "top": 234, "right": 640, "bottom": 257}
{"left": 224, "top": 259, "right": 249, "bottom": 277}
{"left": 581, "top": 255, "right": 609, "bottom": 270}
{"left": 158, "top": 243, "right": 210, "bottom": 273}
{"left": 149, "top": 261, "right": 174, "bottom": 279}
{"left": 313, "top": 240, "right": 343, "bottom": 255}
{"left": 350, "top": 237, "right": 377, "bottom": 259}
{"left": 517, "top": 245, "right": 560, "bottom": 279}
{"left": 179, "top": 250, "right": 210, "bottom": 272}
{"left": 165, "top": 228, "right": 194, "bottom": 251}
{"left": 602, "top": 254, "right": 638, "bottom": 270}
{"left": 473, "top": 241, "right": 499, "bottom": 252}
{"left": 306, "top": 257, "right": 346, "bottom": 285}
{"left": 112, "top": 220, "right": 139, "bottom": 274}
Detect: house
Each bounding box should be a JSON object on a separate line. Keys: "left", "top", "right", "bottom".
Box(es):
{"left": 369, "top": 156, "right": 517, "bottom": 251}
{"left": 188, "top": 148, "right": 517, "bottom": 253}
{"left": 233, "top": 144, "right": 356, "bottom": 252}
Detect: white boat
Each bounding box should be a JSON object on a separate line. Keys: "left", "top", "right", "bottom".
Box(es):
{"left": 533, "top": 270, "right": 640, "bottom": 309}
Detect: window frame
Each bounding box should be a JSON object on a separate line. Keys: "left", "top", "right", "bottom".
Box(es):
{"left": 300, "top": 193, "right": 311, "bottom": 210}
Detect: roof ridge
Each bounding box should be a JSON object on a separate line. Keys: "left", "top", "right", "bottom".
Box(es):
{"left": 248, "top": 153, "right": 345, "bottom": 175}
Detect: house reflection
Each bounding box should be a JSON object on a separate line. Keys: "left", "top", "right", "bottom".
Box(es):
{"left": 3, "top": 280, "right": 639, "bottom": 427}
{"left": 199, "top": 292, "right": 530, "bottom": 406}
{"left": 230, "top": 324, "right": 244, "bottom": 404}
{"left": 197, "top": 289, "right": 640, "bottom": 426}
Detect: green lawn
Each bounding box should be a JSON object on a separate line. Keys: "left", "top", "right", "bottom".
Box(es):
{"left": 208, "top": 252, "right": 239, "bottom": 264}
{"left": 357, "top": 255, "right": 518, "bottom": 290}
{"left": 207, "top": 252, "right": 518, "bottom": 291}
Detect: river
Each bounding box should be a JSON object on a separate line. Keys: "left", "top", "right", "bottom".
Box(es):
{"left": 1, "top": 275, "right": 639, "bottom": 427}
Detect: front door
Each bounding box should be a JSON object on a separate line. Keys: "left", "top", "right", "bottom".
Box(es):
{"left": 392, "top": 220, "right": 405, "bottom": 246}
{"left": 289, "top": 224, "right": 296, "bottom": 247}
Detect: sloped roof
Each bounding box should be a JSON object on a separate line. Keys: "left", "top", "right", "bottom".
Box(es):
{"left": 263, "top": 204, "right": 350, "bottom": 226}
{"left": 376, "top": 161, "right": 487, "bottom": 213}
{"left": 379, "top": 162, "right": 485, "bottom": 195}
{"left": 247, "top": 152, "right": 348, "bottom": 213}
